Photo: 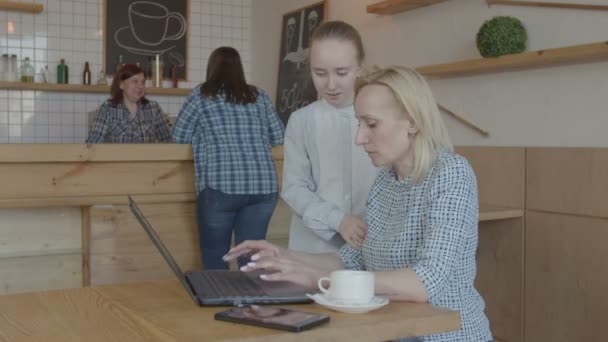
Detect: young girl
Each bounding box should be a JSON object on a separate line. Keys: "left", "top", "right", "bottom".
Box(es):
{"left": 282, "top": 21, "right": 377, "bottom": 253}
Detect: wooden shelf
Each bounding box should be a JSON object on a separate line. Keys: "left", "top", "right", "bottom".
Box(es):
{"left": 416, "top": 41, "right": 608, "bottom": 78}
{"left": 0, "top": 1, "right": 43, "bottom": 13}
{"left": 367, "top": 0, "right": 448, "bottom": 14}
{"left": 0, "top": 81, "right": 191, "bottom": 96}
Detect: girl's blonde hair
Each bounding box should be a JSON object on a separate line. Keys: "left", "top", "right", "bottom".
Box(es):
{"left": 311, "top": 20, "right": 365, "bottom": 64}
{"left": 355, "top": 66, "right": 453, "bottom": 183}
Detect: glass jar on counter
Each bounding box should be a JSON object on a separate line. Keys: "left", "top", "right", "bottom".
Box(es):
{"left": 20, "top": 57, "right": 34, "bottom": 83}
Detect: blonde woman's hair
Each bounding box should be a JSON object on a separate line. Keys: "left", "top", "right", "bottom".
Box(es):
{"left": 355, "top": 66, "right": 453, "bottom": 183}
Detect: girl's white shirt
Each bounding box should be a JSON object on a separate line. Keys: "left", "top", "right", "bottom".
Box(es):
{"left": 282, "top": 99, "right": 378, "bottom": 253}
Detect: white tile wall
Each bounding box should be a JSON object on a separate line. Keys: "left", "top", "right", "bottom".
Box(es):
{"left": 0, "top": 0, "right": 252, "bottom": 143}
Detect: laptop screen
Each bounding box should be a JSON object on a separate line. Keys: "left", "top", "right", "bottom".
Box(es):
{"left": 127, "top": 195, "right": 200, "bottom": 304}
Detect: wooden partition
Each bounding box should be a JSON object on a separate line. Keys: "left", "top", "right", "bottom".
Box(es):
{"left": 525, "top": 148, "right": 608, "bottom": 342}
{"left": 0, "top": 207, "right": 82, "bottom": 294}
{"left": 0, "top": 144, "right": 288, "bottom": 292}
{"left": 89, "top": 202, "right": 200, "bottom": 285}
{"left": 457, "top": 147, "right": 526, "bottom": 342}
{"left": 456, "top": 147, "right": 525, "bottom": 209}
{"left": 4, "top": 144, "right": 608, "bottom": 341}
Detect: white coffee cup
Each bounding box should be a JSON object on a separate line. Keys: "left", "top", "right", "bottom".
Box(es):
{"left": 318, "top": 270, "right": 375, "bottom": 305}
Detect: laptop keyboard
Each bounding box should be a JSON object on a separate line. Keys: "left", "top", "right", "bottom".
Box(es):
{"left": 190, "top": 271, "right": 266, "bottom": 298}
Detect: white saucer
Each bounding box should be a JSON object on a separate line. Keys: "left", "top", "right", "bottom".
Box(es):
{"left": 306, "top": 293, "right": 389, "bottom": 314}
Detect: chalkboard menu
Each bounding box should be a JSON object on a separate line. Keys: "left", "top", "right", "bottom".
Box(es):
{"left": 275, "top": 1, "right": 326, "bottom": 125}
{"left": 104, "top": 0, "right": 189, "bottom": 79}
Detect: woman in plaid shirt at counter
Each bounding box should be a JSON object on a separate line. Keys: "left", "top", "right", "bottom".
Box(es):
{"left": 86, "top": 64, "right": 172, "bottom": 143}
{"left": 173, "top": 46, "right": 285, "bottom": 270}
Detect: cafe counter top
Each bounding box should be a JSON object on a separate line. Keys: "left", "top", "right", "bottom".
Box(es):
{"left": 0, "top": 144, "right": 283, "bottom": 208}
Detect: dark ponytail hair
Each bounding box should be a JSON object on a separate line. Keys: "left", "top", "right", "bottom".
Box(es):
{"left": 201, "top": 46, "right": 258, "bottom": 104}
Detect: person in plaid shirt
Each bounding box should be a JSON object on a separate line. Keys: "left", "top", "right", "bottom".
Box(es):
{"left": 173, "top": 47, "right": 284, "bottom": 270}
{"left": 86, "top": 64, "right": 172, "bottom": 143}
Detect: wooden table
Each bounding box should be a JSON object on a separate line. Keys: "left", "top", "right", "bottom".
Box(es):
{"left": 0, "top": 280, "right": 460, "bottom": 342}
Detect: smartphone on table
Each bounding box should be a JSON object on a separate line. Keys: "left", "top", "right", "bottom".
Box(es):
{"left": 214, "top": 305, "right": 330, "bottom": 332}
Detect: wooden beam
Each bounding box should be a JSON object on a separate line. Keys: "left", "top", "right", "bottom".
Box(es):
{"left": 0, "top": 81, "right": 190, "bottom": 96}
{"left": 438, "top": 104, "right": 489, "bottom": 137}
{"left": 0, "top": 1, "right": 43, "bottom": 13}
{"left": 0, "top": 144, "right": 193, "bottom": 163}
{"left": 487, "top": 0, "right": 608, "bottom": 11}
{"left": 367, "top": 0, "right": 448, "bottom": 15}
{"left": 417, "top": 41, "right": 608, "bottom": 78}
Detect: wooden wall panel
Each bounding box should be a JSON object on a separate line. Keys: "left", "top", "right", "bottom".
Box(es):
{"left": 0, "top": 207, "right": 81, "bottom": 257}
{"left": 0, "top": 161, "right": 194, "bottom": 200}
{"left": 89, "top": 202, "right": 200, "bottom": 285}
{"left": 526, "top": 148, "right": 608, "bottom": 218}
{"left": 476, "top": 218, "right": 524, "bottom": 342}
{"left": 0, "top": 143, "right": 193, "bottom": 162}
{"left": 267, "top": 199, "right": 291, "bottom": 242}
{"left": 0, "top": 254, "right": 82, "bottom": 295}
{"left": 456, "top": 147, "right": 525, "bottom": 209}
{"left": 525, "top": 211, "right": 608, "bottom": 342}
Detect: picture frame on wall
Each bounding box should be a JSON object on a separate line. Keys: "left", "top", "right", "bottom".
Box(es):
{"left": 275, "top": 1, "right": 327, "bottom": 125}
{"left": 103, "top": 0, "right": 189, "bottom": 80}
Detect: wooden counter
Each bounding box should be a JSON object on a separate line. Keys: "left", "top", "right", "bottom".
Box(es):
{"left": 0, "top": 280, "right": 460, "bottom": 342}
{"left": 0, "top": 144, "right": 525, "bottom": 342}
{"left": 0, "top": 144, "right": 523, "bottom": 290}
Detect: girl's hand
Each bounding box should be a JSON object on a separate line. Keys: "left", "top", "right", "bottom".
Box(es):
{"left": 338, "top": 215, "right": 368, "bottom": 249}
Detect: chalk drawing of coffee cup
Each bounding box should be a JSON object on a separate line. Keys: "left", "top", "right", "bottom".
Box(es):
{"left": 128, "top": 1, "right": 186, "bottom": 47}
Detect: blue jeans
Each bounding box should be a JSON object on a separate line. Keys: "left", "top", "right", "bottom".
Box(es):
{"left": 196, "top": 188, "right": 278, "bottom": 270}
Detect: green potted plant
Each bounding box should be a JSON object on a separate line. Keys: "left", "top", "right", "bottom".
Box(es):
{"left": 476, "top": 16, "right": 528, "bottom": 58}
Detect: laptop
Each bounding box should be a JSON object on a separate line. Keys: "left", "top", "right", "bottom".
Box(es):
{"left": 127, "top": 195, "right": 312, "bottom": 306}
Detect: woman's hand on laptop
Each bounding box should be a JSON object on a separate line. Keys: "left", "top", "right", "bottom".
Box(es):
{"left": 224, "top": 240, "right": 323, "bottom": 290}
{"left": 223, "top": 240, "right": 286, "bottom": 263}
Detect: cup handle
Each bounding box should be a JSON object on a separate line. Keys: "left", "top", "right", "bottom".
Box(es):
{"left": 318, "top": 277, "right": 331, "bottom": 294}
{"left": 165, "top": 12, "right": 186, "bottom": 41}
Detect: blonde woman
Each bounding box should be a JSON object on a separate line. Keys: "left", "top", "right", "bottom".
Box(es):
{"left": 226, "top": 66, "right": 493, "bottom": 341}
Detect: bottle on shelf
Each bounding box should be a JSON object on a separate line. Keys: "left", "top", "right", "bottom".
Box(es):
{"left": 97, "top": 68, "right": 108, "bottom": 85}
{"left": 171, "top": 64, "right": 178, "bottom": 88}
{"left": 57, "top": 59, "right": 68, "bottom": 84}
{"left": 82, "top": 61, "right": 91, "bottom": 85}
{"left": 145, "top": 57, "right": 154, "bottom": 87}
{"left": 20, "top": 57, "right": 34, "bottom": 83}
{"left": 6, "top": 54, "right": 18, "bottom": 82}
{"left": 151, "top": 54, "right": 164, "bottom": 88}
{"left": 1, "top": 54, "right": 7, "bottom": 81}
{"left": 40, "top": 65, "right": 49, "bottom": 83}
{"left": 114, "top": 55, "right": 124, "bottom": 74}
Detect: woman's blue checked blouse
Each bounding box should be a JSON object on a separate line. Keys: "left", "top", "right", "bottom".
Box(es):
{"left": 338, "top": 151, "right": 493, "bottom": 342}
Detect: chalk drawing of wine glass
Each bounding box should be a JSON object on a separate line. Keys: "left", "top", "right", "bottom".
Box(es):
{"left": 285, "top": 17, "right": 296, "bottom": 56}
